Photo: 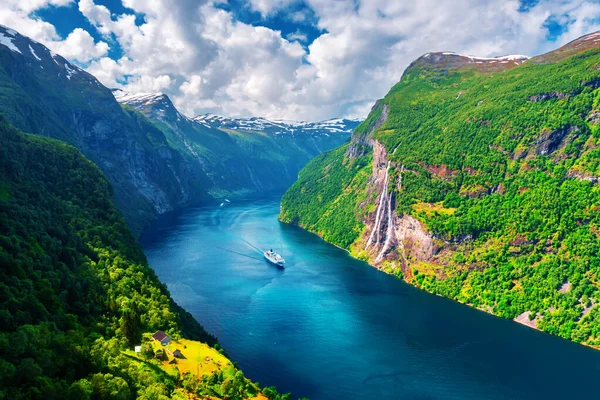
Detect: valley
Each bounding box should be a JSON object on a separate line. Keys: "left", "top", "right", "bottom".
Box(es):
{"left": 3, "top": 6, "right": 600, "bottom": 400}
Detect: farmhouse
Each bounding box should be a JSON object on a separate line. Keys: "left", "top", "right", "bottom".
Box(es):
{"left": 152, "top": 330, "right": 171, "bottom": 346}
{"left": 166, "top": 348, "right": 184, "bottom": 358}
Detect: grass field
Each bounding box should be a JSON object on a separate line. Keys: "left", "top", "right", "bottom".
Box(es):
{"left": 125, "top": 336, "right": 271, "bottom": 399}
{"left": 149, "top": 337, "right": 233, "bottom": 378}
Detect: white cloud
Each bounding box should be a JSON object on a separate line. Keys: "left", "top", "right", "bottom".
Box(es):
{"left": 1, "top": 0, "right": 600, "bottom": 121}
{"left": 0, "top": 0, "right": 109, "bottom": 64}
{"left": 287, "top": 30, "right": 308, "bottom": 42}
{"left": 51, "top": 28, "right": 109, "bottom": 62}
{"left": 78, "top": 0, "right": 113, "bottom": 36}
{"left": 248, "top": 0, "right": 297, "bottom": 15}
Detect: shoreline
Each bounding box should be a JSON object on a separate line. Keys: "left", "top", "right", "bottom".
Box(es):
{"left": 279, "top": 218, "right": 600, "bottom": 352}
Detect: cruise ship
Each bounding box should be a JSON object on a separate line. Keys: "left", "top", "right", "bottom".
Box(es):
{"left": 264, "top": 249, "right": 285, "bottom": 267}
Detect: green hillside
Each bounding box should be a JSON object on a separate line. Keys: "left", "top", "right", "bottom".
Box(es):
{"left": 280, "top": 33, "right": 600, "bottom": 347}
{"left": 0, "top": 118, "right": 289, "bottom": 399}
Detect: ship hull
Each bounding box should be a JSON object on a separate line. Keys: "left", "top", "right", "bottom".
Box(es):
{"left": 264, "top": 252, "right": 285, "bottom": 268}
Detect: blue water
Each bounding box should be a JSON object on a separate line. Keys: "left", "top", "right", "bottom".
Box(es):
{"left": 141, "top": 198, "right": 600, "bottom": 400}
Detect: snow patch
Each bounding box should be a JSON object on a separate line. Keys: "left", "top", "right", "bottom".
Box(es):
{"left": 0, "top": 31, "right": 21, "bottom": 54}
{"left": 29, "top": 44, "right": 41, "bottom": 61}
{"left": 64, "top": 63, "right": 77, "bottom": 80}
{"left": 442, "top": 51, "right": 529, "bottom": 62}
{"left": 114, "top": 91, "right": 167, "bottom": 105}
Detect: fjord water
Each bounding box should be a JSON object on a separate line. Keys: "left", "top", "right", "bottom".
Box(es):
{"left": 142, "top": 198, "right": 600, "bottom": 400}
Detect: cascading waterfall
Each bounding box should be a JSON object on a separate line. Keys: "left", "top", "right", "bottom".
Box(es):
{"left": 365, "top": 161, "right": 390, "bottom": 250}
{"left": 375, "top": 166, "right": 403, "bottom": 263}
{"left": 375, "top": 189, "right": 394, "bottom": 262}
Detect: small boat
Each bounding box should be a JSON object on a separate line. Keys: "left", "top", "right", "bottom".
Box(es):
{"left": 264, "top": 249, "right": 285, "bottom": 267}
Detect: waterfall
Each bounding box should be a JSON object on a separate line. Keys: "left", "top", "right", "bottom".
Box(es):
{"left": 375, "top": 165, "right": 404, "bottom": 263}
{"left": 366, "top": 161, "right": 390, "bottom": 250}
{"left": 376, "top": 190, "right": 395, "bottom": 263}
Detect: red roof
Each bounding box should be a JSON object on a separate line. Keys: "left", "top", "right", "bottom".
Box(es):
{"left": 152, "top": 330, "right": 169, "bottom": 341}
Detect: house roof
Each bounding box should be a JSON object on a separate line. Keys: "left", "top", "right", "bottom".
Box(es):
{"left": 152, "top": 330, "right": 169, "bottom": 341}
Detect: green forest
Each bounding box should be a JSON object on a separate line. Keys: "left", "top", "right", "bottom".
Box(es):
{"left": 280, "top": 37, "right": 600, "bottom": 347}
{"left": 0, "top": 117, "right": 291, "bottom": 399}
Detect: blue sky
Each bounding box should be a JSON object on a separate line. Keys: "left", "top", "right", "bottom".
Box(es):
{"left": 2, "top": 0, "right": 600, "bottom": 120}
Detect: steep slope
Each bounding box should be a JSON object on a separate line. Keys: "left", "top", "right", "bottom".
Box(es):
{"left": 0, "top": 25, "right": 210, "bottom": 235}
{"left": 0, "top": 116, "right": 292, "bottom": 399}
{"left": 281, "top": 32, "right": 600, "bottom": 347}
{"left": 116, "top": 90, "right": 359, "bottom": 197}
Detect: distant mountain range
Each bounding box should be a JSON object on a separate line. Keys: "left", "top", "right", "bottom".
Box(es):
{"left": 193, "top": 113, "right": 361, "bottom": 137}
{"left": 0, "top": 24, "right": 360, "bottom": 234}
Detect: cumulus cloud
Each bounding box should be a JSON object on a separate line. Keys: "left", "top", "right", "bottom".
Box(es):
{"left": 248, "top": 0, "right": 297, "bottom": 16}
{"left": 51, "top": 28, "right": 109, "bottom": 62}
{"left": 0, "top": 0, "right": 109, "bottom": 64}
{"left": 1, "top": 0, "right": 600, "bottom": 120}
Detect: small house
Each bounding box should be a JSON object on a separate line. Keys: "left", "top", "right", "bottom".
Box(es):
{"left": 166, "top": 348, "right": 184, "bottom": 358}
{"left": 173, "top": 349, "right": 183, "bottom": 358}
{"left": 134, "top": 345, "right": 142, "bottom": 353}
{"left": 152, "top": 330, "right": 171, "bottom": 346}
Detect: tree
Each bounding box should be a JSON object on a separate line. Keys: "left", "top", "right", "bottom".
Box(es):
{"left": 141, "top": 344, "right": 155, "bottom": 362}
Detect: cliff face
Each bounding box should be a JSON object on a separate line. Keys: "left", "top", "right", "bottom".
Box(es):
{"left": 358, "top": 139, "right": 437, "bottom": 275}
{"left": 280, "top": 31, "right": 600, "bottom": 348}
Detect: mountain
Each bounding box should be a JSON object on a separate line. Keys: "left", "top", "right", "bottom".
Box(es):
{"left": 0, "top": 25, "right": 213, "bottom": 235}
{"left": 0, "top": 24, "right": 357, "bottom": 235}
{"left": 193, "top": 113, "right": 360, "bottom": 137}
{"left": 0, "top": 116, "right": 295, "bottom": 398}
{"left": 280, "top": 32, "right": 600, "bottom": 347}
{"left": 115, "top": 89, "right": 359, "bottom": 199}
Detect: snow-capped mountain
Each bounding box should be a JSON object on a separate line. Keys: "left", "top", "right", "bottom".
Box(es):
{"left": 0, "top": 24, "right": 100, "bottom": 87}
{"left": 112, "top": 90, "right": 360, "bottom": 199}
{"left": 193, "top": 114, "right": 362, "bottom": 137}
{"left": 113, "top": 90, "right": 362, "bottom": 138}
{"left": 113, "top": 89, "right": 190, "bottom": 127}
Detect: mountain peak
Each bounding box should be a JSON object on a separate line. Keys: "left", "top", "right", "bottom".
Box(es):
{"left": 0, "top": 24, "right": 90, "bottom": 84}
{"left": 112, "top": 90, "right": 170, "bottom": 106}
{"left": 408, "top": 51, "right": 529, "bottom": 75}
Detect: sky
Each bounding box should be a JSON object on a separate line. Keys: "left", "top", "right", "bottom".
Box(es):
{"left": 1, "top": 0, "right": 600, "bottom": 121}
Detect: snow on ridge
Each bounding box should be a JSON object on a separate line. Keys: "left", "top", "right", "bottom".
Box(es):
{"left": 64, "top": 63, "right": 78, "bottom": 80}
{"left": 114, "top": 91, "right": 167, "bottom": 105}
{"left": 29, "top": 44, "right": 41, "bottom": 61}
{"left": 581, "top": 32, "right": 600, "bottom": 41}
{"left": 0, "top": 31, "right": 22, "bottom": 54}
{"left": 441, "top": 51, "right": 529, "bottom": 62}
{"left": 192, "top": 113, "right": 360, "bottom": 135}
